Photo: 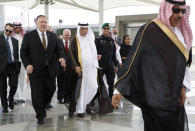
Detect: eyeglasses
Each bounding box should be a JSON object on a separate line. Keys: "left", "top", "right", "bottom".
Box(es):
{"left": 172, "top": 8, "right": 186, "bottom": 14}
{"left": 5, "top": 29, "right": 13, "bottom": 33}
{"left": 103, "top": 28, "right": 110, "bottom": 30}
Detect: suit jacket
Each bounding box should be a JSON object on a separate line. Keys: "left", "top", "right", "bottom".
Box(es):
{"left": 115, "top": 36, "right": 121, "bottom": 46}
{"left": 20, "top": 30, "right": 65, "bottom": 78}
{"left": 0, "top": 34, "right": 20, "bottom": 74}
{"left": 57, "top": 39, "right": 72, "bottom": 73}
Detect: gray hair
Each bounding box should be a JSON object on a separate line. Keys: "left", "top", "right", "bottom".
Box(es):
{"left": 63, "top": 29, "right": 71, "bottom": 36}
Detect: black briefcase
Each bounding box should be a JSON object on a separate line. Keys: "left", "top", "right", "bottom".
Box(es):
{"left": 97, "top": 70, "right": 113, "bottom": 114}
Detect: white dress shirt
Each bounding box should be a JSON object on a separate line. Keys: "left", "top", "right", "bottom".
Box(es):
{"left": 4, "top": 33, "right": 14, "bottom": 62}
{"left": 37, "top": 29, "right": 48, "bottom": 48}
{"left": 63, "top": 39, "right": 70, "bottom": 49}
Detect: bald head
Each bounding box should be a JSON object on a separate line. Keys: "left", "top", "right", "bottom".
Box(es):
{"left": 63, "top": 29, "right": 71, "bottom": 41}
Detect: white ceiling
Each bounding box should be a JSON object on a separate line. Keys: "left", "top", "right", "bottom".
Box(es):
{"left": 0, "top": 0, "right": 161, "bottom": 11}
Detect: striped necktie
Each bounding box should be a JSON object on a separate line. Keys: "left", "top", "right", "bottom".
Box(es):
{"left": 42, "top": 33, "right": 47, "bottom": 50}
{"left": 5, "top": 37, "right": 12, "bottom": 63}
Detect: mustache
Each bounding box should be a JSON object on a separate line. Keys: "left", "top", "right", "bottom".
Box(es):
{"left": 176, "top": 17, "right": 182, "bottom": 21}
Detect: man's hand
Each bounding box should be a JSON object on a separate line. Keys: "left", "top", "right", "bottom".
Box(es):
{"left": 75, "top": 66, "right": 81, "bottom": 75}
{"left": 97, "top": 55, "right": 102, "bottom": 60}
{"left": 114, "top": 66, "right": 118, "bottom": 73}
{"left": 180, "top": 86, "right": 186, "bottom": 106}
{"left": 26, "top": 65, "right": 34, "bottom": 74}
{"left": 112, "top": 94, "right": 122, "bottom": 109}
{"left": 122, "top": 57, "right": 126, "bottom": 60}
{"left": 59, "top": 58, "right": 66, "bottom": 68}
{"left": 119, "top": 63, "right": 123, "bottom": 68}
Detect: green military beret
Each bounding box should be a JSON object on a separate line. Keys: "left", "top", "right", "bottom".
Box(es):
{"left": 102, "top": 23, "right": 110, "bottom": 29}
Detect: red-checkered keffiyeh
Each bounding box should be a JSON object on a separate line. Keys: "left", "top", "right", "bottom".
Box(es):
{"left": 157, "top": 0, "right": 193, "bottom": 52}
{"left": 13, "top": 22, "right": 26, "bottom": 38}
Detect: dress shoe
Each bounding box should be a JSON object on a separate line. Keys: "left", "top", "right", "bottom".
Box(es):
{"left": 78, "top": 113, "right": 85, "bottom": 118}
{"left": 13, "top": 99, "right": 18, "bottom": 105}
{"left": 86, "top": 104, "right": 92, "bottom": 114}
{"left": 69, "top": 111, "right": 74, "bottom": 117}
{"left": 9, "top": 101, "right": 14, "bottom": 110}
{"left": 46, "top": 103, "right": 53, "bottom": 109}
{"left": 37, "top": 118, "right": 44, "bottom": 125}
{"left": 2, "top": 108, "right": 8, "bottom": 113}
{"left": 58, "top": 100, "right": 64, "bottom": 104}
{"left": 43, "top": 113, "right": 47, "bottom": 118}
{"left": 17, "top": 99, "right": 25, "bottom": 103}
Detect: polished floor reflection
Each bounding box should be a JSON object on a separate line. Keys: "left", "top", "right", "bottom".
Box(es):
{"left": 0, "top": 64, "right": 195, "bottom": 131}
{"left": 0, "top": 98, "right": 143, "bottom": 131}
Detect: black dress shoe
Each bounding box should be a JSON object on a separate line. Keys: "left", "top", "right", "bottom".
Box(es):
{"left": 43, "top": 113, "right": 47, "bottom": 118}
{"left": 2, "top": 108, "right": 8, "bottom": 113}
{"left": 17, "top": 99, "right": 25, "bottom": 103}
{"left": 46, "top": 103, "right": 53, "bottom": 109}
{"left": 58, "top": 100, "right": 64, "bottom": 104}
{"left": 69, "top": 111, "right": 74, "bottom": 117}
{"left": 9, "top": 101, "right": 14, "bottom": 110}
{"left": 78, "top": 113, "right": 85, "bottom": 118}
{"left": 37, "top": 118, "right": 44, "bottom": 125}
{"left": 86, "top": 104, "right": 92, "bottom": 114}
{"left": 13, "top": 99, "right": 18, "bottom": 105}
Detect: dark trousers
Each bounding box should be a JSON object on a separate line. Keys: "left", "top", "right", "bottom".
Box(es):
{"left": 57, "top": 68, "right": 71, "bottom": 103}
{"left": 100, "top": 68, "right": 115, "bottom": 97}
{"left": 0, "top": 63, "right": 19, "bottom": 108}
{"left": 48, "top": 78, "right": 56, "bottom": 104}
{"left": 57, "top": 69, "right": 65, "bottom": 101}
{"left": 64, "top": 70, "right": 71, "bottom": 103}
{"left": 142, "top": 109, "right": 183, "bottom": 131}
{"left": 69, "top": 73, "right": 77, "bottom": 114}
{"left": 29, "top": 70, "right": 55, "bottom": 119}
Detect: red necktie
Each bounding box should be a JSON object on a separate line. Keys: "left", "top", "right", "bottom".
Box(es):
{"left": 65, "top": 41, "right": 68, "bottom": 53}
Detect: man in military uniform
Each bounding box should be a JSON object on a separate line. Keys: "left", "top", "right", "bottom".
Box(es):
{"left": 95, "top": 23, "right": 118, "bottom": 98}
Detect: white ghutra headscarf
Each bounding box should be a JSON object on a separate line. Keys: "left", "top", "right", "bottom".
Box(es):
{"left": 76, "top": 23, "right": 99, "bottom": 68}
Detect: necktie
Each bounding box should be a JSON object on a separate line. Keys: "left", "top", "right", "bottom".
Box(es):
{"left": 65, "top": 41, "right": 68, "bottom": 53}
{"left": 42, "top": 33, "right": 47, "bottom": 50}
{"left": 5, "top": 37, "right": 12, "bottom": 63}
{"left": 115, "top": 36, "right": 117, "bottom": 42}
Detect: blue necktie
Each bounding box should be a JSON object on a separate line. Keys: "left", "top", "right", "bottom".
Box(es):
{"left": 5, "top": 37, "right": 12, "bottom": 64}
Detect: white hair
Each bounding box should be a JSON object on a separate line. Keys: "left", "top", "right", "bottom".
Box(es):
{"left": 63, "top": 29, "right": 71, "bottom": 36}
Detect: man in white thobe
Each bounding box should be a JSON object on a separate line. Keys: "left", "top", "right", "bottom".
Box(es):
{"left": 13, "top": 22, "right": 26, "bottom": 103}
{"left": 69, "top": 23, "right": 98, "bottom": 118}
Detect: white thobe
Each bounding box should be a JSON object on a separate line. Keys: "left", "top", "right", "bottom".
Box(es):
{"left": 174, "top": 27, "right": 191, "bottom": 92}
{"left": 76, "top": 37, "right": 98, "bottom": 114}
{"left": 13, "top": 34, "right": 26, "bottom": 100}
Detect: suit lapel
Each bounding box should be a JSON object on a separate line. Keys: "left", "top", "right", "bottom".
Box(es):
{"left": 46, "top": 31, "right": 50, "bottom": 51}
{"left": 11, "top": 38, "right": 16, "bottom": 51}
{"left": 35, "top": 30, "right": 46, "bottom": 51}
{"left": 11, "top": 38, "right": 16, "bottom": 61}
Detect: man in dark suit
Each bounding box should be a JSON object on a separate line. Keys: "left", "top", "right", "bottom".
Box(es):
{"left": 57, "top": 29, "right": 71, "bottom": 104}
{"left": 0, "top": 23, "right": 20, "bottom": 113}
{"left": 112, "top": 27, "right": 121, "bottom": 46}
{"left": 20, "top": 15, "right": 65, "bottom": 125}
